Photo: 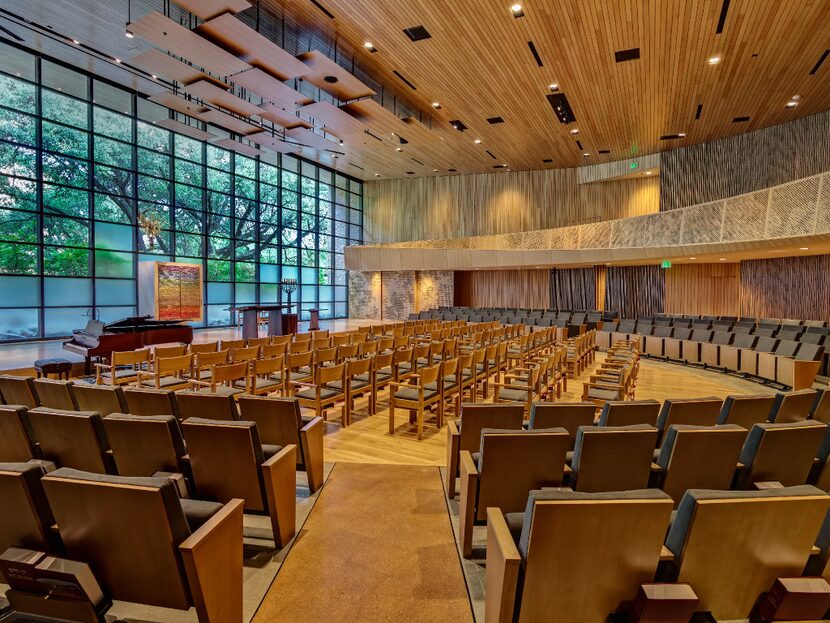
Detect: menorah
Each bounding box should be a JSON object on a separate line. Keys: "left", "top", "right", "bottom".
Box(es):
{"left": 280, "top": 278, "right": 298, "bottom": 308}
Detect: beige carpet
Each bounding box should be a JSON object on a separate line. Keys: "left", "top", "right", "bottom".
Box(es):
{"left": 252, "top": 463, "right": 474, "bottom": 623}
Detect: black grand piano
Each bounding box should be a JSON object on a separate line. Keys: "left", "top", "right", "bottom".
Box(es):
{"left": 63, "top": 315, "right": 194, "bottom": 374}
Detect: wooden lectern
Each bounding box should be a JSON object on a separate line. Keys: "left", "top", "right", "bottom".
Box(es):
{"left": 233, "top": 305, "right": 294, "bottom": 339}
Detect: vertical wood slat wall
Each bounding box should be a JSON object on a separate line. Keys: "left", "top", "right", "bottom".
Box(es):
{"left": 453, "top": 270, "right": 551, "bottom": 309}
{"left": 664, "top": 263, "right": 741, "bottom": 317}
{"left": 551, "top": 268, "right": 596, "bottom": 310}
{"left": 740, "top": 256, "right": 830, "bottom": 321}
{"left": 604, "top": 266, "right": 665, "bottom": 318}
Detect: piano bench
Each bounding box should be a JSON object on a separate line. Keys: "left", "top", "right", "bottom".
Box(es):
{"left": 34, "top": 358, "right": 73, "bottom": 380}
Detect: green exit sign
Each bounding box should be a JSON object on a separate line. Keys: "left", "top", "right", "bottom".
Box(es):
{"left": 630, "top": 161, "right": 639, "bottom": 170}
{"left": 661, "top": 260, "right": 671, "bottom": 269}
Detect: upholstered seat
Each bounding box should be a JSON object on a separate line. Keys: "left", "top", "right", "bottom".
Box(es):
{"left": 327, "top": 378, "right": 369, "bottom": 391}
{"left": 180, "top": 498, "right": 225, "bottom": 532}
{"left": 261, "top": 444, "right": 284, "bottom": 460}
{"left": 140, "top": 376, "right": 188, "bottom": 389}
{"left": 394, "top": 386, "right": 439, "bottom": 401}
{"left": 497, "top": 388, "right": 530, "bottom": 402}
{"left": 296, "top": 387, "right": 341, "bottom": 400}
{"left": 193, "top": 385, "right": 244, "bottom": 397}
{"left": 100, "top": 369, "right": 138, "bottom": 381}
{"left": 586, "top": 386, "right": 620, "bottom": 400}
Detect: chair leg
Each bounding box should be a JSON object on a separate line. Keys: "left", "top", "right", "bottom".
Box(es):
{"left": 417, "top": 405, "right": 424, "bottom": 440}
{"left": 388, "top": 401, "right": 395, "bottom": 434}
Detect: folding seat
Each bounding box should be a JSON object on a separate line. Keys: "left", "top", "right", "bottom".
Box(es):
{"left": 804, "top": 320, "right": 830, "bottom": 328}
{"left": 30, "top": 378, "right": 77, "bottom": 412}
{"left": 643, "top": 324, "right": 672, "bottom": 357}
{"left": 0, "top": 461, "right": 59, "bottom": 555}
{"left": 71, "top": 383, "right": 128, "bottom": 416}
{"left": 123, "top": 386, "right": 179, "bottom": 417}
{"left": 42, "top": 467, "right": 243, "bottom": 622}
{"left": 757, "top": 339, "right": 801, "bottom": 382}
{"left": 653, "top": 424, "right": 747, "bottom": 505}
{"left": 634, "top": 321, "right": 653, "bottom": 336}
{"left": 663, "top": 486, "right": 830, "bottom": 621}
{"left": 0, "top": 405, "right": 37, "bottom": 462}
{"left": 103, "top": 413, "right": 189, "bottom": 479}
{"left": 458, "top": 428, "right": 570, "bottom": 557}
{"left": 0, "top": 375, "right": 39, "bottom": 408}
{"left": 731, "top": 323, "right": 753, "bottom": 334}
{"left": 670, "top": 318, "right": 692, "bottom": 329}
{"left": 813, "top": 389, "right": 830, "bottom": 423}
{"left": 800, "top": 331, "right": 827, "bottom": 345}
{"left": 738, "top": 335, "right": 779, "bottom": 376}
{"left": 445, "top": 403, "right": 524, "bottom": 498}
{"left": 610, "top": 319, "right": 636, "bottom": 346}
{"left": 778, "top": 326, "right": 804, "bottom": 342}
{"left": 697, "top": 330, "right": 733, "bottom": 367}
{"left": 717, "top": 332, "right": 756, "bottom": 373}
{"left": 486, "top": 488, "right": 673, "bottom": 622}
{"left": 595, "top": 321, "right": 617, "bottom": 349}
{"left": 655, "top": 397, "right": 723, "bottom": 444}
{"left": 691, "top": 319, "right": 712, "bottom": 330}
{"left": 712, "top": 319, "right": 734, "bottom": 331}
{"left": 570, "top": 424, "right": 658, "bottom": 492}
{"left": 663, "top": 327, "right": 691, "bottom": 360}
{"left": 181, "top": 418, "right": 297, "bottom": 547}
{"left": 737, "top": 420, "right": 827, "bottom": 487}
{"left": 598, "top": 399, "right": 661, "bottom": 427}
{"left": 26, "top": 407, "right": 114, "bottom": 474}
{"left": 178, "top": 388, "right": 239, "bottom": 422}
{"left": 584, "top": 311, "right": 602, "bottom": 330}
{"left": 681, "top": 329, "right": 713, "bottom": 364}
{"left": 717, "top": 394, "right": 776, "bottom": 429}
{"left": 526, "top": 402, "right": 595, "bottom": 450}
{"left": 768, "top": 388, "right": 818, "bottom": 422}
{"left": 653, "top": 316, "right": 671, "bottom": 327}
{"left": 771, "top": 343, "right": 825, "bottom": 389}
{"left": 754, "top": 325, "right": 780, "bottom": 338}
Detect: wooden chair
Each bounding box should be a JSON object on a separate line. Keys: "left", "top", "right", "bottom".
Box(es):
{"left": 26, "top": 407, "right": 114, "bottom": 474}
{"left": 247, "top": 336, "right": 270, "bottom": 349}
{"left": 270, "top": 335, "right": 291, "bottom": 347}
{"left": 445, "top": 403, "right": 524, "bottom": 498}
{"left": 332, "top": 333, "right": 352, "bottom": 348}
{"left": 389, "top": 362, "right": 443, "bottom": 440}
{"left": 236, "top": 396, "right": 325, "bottom": 493}
{"left": 72, "top": 384, "right": 129, "bottom": 416}
{"left": 737, "top": 420, "right": 827, "bottom": 488}
{"left": 653, "top": 424, "right": 747, "bottom": 505}
{"left": 0, "top": 405, "right": 37, "bottom": 462}
{"left": 457, "top": 352, "right": 477, "bottom": 403}
{"left": 359, "top": 340, "right": 378, "bottom": 357}
{"left": 219, "top": 338, "right": 246, "bottom": 351}
{"left": 369, "top": 352, "right": 394, "bottom": 414}
{"left": 191, "top": 350, "right": 230, "bottom": 383}
{"left": 261, "top": 342, "right": 287, "bottom": 359}
{"left": 486, "top": 488, "right": 673, "bottom": 623}
{"left": 95, "top": 348, "right": 151, "bottom": 386}
{"left": 103, "top": 413, "right": 189, "bottom": 479}
{"left": 291, "top": 362, "right": 347, "bottom": 423}
{"left": 181, "top": 417, "right": 296, "bottom": 547}
{"left": 654, "top": 396, "right": 723, "bottom": 444}
{"left": 493, "top": 365, "right": 541, "bottom": 414}
{"left": 582, "top": 363, "right": 635, "bottom": 408}
{"left": 312, "top": 346, "right": 339, "bottom": 379}
{"left": 32, "top": 378, "right": 78, "bottom": 410}
{"left": 0, "top": 461, "right": 59, "bottom": 555}
{"left": 337, "top": 343, "right": 359, "bottom": 363}
{"left": 248, "top": 355, "right": 285, "bottom": 396}
{"left": 0, "top": 375, "right": 39, "bottom": 407}
{"left": 153, "top": 344, "right": 188, "bottom": 361}
{"left": 571, "top": 424, "right": 658, "bottom": 492}
{"left": 189, "top": 341, "right": 218, "bottom": 355}
{"left": 42, "top": 467, "right": 244, "bottom": 623}
{"left": 230, "top": 345, "right": 260, "bottom": 365}
{"left": 392, "top": 347, "right": 415, "bottom": 382}
{"left": 338, "top": 358, "right": 374, "bottom": 424}
{"left": 476, "top": 344, "right": 498, "bottom": 399}
{"left": 136, "top": 353, "right": 193, "bottom": 391}
{"left": 598, "top": 399, "right": 661, "bottom": 427}
{"left": 527, "top": 402, "right": 596, "bottom": 450}
{"left": 176, "top": 392, "right": 239, "bottom": 421}
{"left": 768, "top": 389, "right": 818, "bottom": 422}
{"left": 123, "top": 387, "right": 179, "bottom": 418}
{"left": 188, "top": 361, "right": 248, "bottom": 397}
{"left": 313, "top": 336, "right": 332, "bottom": 350}
{"left": 459, "top": 428, "right": 570, "bottom": 557}
{"left": 717, "top": 394, "right": 777, "bottom": 429}
{"left": 440, "top": 357, "right": 461, "bottom": 422}
{"left": 292, "top": 334, "right": 312, "bottom": 352}
{"left": 285, "top": 351, "right": 314, "bottom": 395}
{"left": 663, "top": 486, "right": 830, "bottom": 620}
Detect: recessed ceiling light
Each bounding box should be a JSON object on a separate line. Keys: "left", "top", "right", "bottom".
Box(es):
{"left": 800, "top": 247, "right": 809, "bottom": 250}
{"left": 605, "top": 263, "right": 611, "bottom": 266}
{"left": 432, "top": 102, "right": 441, "bottom": 109}
{"left": 689, "top": 257, "right": 696, "bottom": 260}
{"left": 374, "top": 173, "right": 380, "bottom": 177}
{"left": 549, "top": 83, "right": 559, "bottom": 91}
{"left": 151, "top": 74, "right": 158, "bottom": 79}
{"left": 511, "top": 4, "right": 522, "bottom": 13}
{"left": 792, "top": 94, "right": 801, "bottom": 101}
{"left": 72, "top": 39, "right": 79, "bottom": 45}
{"left": 395, "top": 147, "right": 402, "bottom": 151}
{"left": 501, "top": 163, "right": 508, "bottom": 167}
{"left": 645, "top": 171, "right": 652, "bottom": 175}
{"left": 433, "top": 169, "right": 438, "bottom": 172}
{"left": 114, "top": 58, "right": 121, "bottom": 63}
{"left": 570, "top": 128, "right": 579, "bottom": 135}
{"left": 125, "top": 29, "right": 134, "bottom": 38}
{"left": 364, "top": 41, "right": 373, "bottom": 48}
{"left": 678, "top": 132, "right": 686, "bottom": 137}
{"left": 339, "top": 140, "right": 344, "bottom": 145}
{"left": 474, "top": 139, "right": 482, "bottom": 144}
{"left": 786, "top": 96, "right": 799, "bottom": 108}
{"left": 582, "top": 152, "right": 589, "bottom": 157}
{"left": 719, "top": 258, "right": 726, "bottom": 261}
{"left": 708, "top": 55, "right": 721, "bottom": 65}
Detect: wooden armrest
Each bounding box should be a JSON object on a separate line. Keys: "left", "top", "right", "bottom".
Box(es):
{"left": 93, "top": 362, "right": 113, "bottom": 370}
{"left": 485, "top": 508, "right": 522, "bottom": 622}
{"left": 261, "top": 445, "right": 298, "bottom": 548}
{"left": 459, "top": 451, "right": 480, "bottom": 558}
{"left": 135, "top": 369, "right": 155, "bottom": 378}
{"left": 650, "top": 462, "right": 663, "bottom": 473}
{"left": 289, "top": 380, "right": 317, "bottom": 388}
{"left": 299, "top": 418, "right": 325, "bottom": 494}
{"left": 447, "top": 420, "right": 460, "bottom": 438}
{"left": 492, "top": 381, "right": 531, "bottom": 390}
{"left": 659, "top": 545, "right": 675, "bottom": 562}
{"left": 188, "top": 378, "right": 211, "bottom": 387}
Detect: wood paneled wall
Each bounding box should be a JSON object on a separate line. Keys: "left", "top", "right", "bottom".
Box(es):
{"left": 453, "top": 270, "right": 551, "bottom": 309}
{"left": 740, "top": 256, "right": 830, "bottom": 321}
{"left": 552, "top": 268, "right": 596, "bottom": 310}
{"left": 605, "top": 266, "right": 665, "bottom": 318}
{"left": 660, "top": 110, "right": 830, "bottom": 211}
{"left": 365, "top": 170, "right": 659, "bottom": 243}
{"left": 664, "top": 264, "right": 741, "bottom": 317}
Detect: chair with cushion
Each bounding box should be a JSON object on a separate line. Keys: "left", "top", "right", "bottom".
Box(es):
{"left": 700, "top": 331, "right": 734, "bottom": 367}
{"left": 493, "top": 364, "right": 541, "bottom": 414}
{"left": 246, "top": 355, "right": 285, "bottom": 396}
{"left": 768, "top": 388, "right": 818, "bottom": 422}
{"left": 103, "top": 413, "right": 189, "bottom": 479}
{"left": 176, "top": 392, "right": 239, "bottom": 421}
{"left": 663, "top": 486, "right": 830, "bottom": 621}
{"left": 741, "top": 336, "right": 780, "bottom": 376}
{"left": 42, "top": 467, "right": 243, "bottom": 623}
{"left": 737, "top": 420, "right": 827, "bottom": 488}
{"left": 598, "top": 399, "right": 661, "bottom": 427}
{"left": 72, "top": 383, "right": 128, "bottom": 416}
{"left": 219, "top": 338, "right": 246, "bottom": 351}
{"left": 654, "top": 397, "right": 723, "bottom": 444}
{"left": 181, "top": 418, "right": 296, "bottom": 547}
{"left": 236, "top": 396, "right": 325, "bottom": 493}
{"left": 0, "top": 375, "right": 39, "bottom": 408}
{"left": 337, "top": 358, "right": 374, "bottom": 424}
{"left": 653, "top": 424, "right": 747, "bottom": 505}
{"left": 32, "top": 378, "right": 77, "bottom": 410}
{"left": 459, "top": 428, "right": 570, "bottom": 557}
{"left": 570, "top": 424, "right": 658, "bottom": 492}
{"left": 291, "top": 362, "right": 347, "bottom": 424}
{"left": 0, "top": 405, "right": 37, "bottom": 462}
{"left": 581, "top": 362, "right": 635, "bottom": 408}
{"left": 775, "top": 343, "right": 825, "bottom": 390}
{"left": 757, "top": 339, "right": 802, "bottom": 383}
{"left": 717, "top": 394, "right": 776, "bottom": 429}
{"left": 285, "top": 351, "right": 314, "bottom": 393}
{"left": 486, "top": 488, "right": 673, "bottom": 623}
{"left": 527, "top": 402, "right": 596, "bottom": 450}
{"left": 643, "top": 325, "right": 672, "bottom": 357}
{"left": 389, "top": 362, "right": 443, "bottom": 440}
{"left": 188, "top": 361, "right": 247, "bottom": 397}
{"left": 813, "top": 389, "right": 830, "bottom": 423}
{"left": 191, "top": 349, "right": 230, "bottom": 385}
{"left": 123, "top": 387, "right": 180, "bottom": 418}
{"left": 445, "top": 403, "right": 524, "bottom": 498}
{"left": 681, "top": 329, "right": 712, "bottom": 364}
{"left": 137, "top": 354, "right": 193, "bottom": 391}
{"left": 26, "top": 407, "right": 114, "bottom": 474}
{"left": 0, "top": 461, "right": 59, "bottom": 555}
{"left": 719, "top": 332, "right": 758, "bottom": 373}
{"left": 95, "top": 348, "right": 151, "bottom": 386}
{"left": 189, "top": 341, "right": 219, "bottom": 355}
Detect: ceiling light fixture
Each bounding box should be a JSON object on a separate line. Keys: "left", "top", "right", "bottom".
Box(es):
{"left": 114, "top": 58, "right": 121, "bottom": 63}
{"left": 689, "top": 257, "right": 696, "bottom": 260}
{"left": 719, "top": 258, "right": 726, "bottom": 261}
{"left": 374, "top": 173, "right": 380, "bottom": 177}
{"left": 433, "top": 169, "right": 438, "bottom": 172}
{"left": 583, "top": 152, "right": 590, "bottom": 157}
{"left": 364, "top": 41, "right": 373, "bottom": 48}
{"left": 339, "top": 140, "right": 344, "bottom": 145}
{"left": 708, "top": 55, "right": 721, "bottom": 65}
{"left": 800, "top": 247, "right": 809, "bottom": 250}
{"left": 510, "top": 4, "right": 524, "bottom": 17}
{"left": 395, "top": 147, "right": 402, "bottom": 152}
{"left": 678, "top": 132, "right": 686, "bottom": 137}
{"left": 125, "top": 29, "right": 134, "bottom": 38}
{"left": 646, "top": 171, "right": 652, "bottom": 175}
{"left": 549, "top": 83, "right": 559, "bottom": 92}
{"left": 151, "top": 74, "right": 157, "bottom": 80}
{"left": 72, "top": 39, "right": 79, "bottom": 45}
{"left": 474, "top": 139, "right": 482, "bottom": 144}
{"left": 570, "top": 128, "right": 579, "bottom": 135}
{"left": 432, "top": 102, "right": 441, "bottom": 109}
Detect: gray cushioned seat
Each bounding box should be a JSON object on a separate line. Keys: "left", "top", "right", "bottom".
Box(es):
{"left": 100, "top": 369, "right": 138, "bottom": 380}
{"left": 327, "top": 379, "right": 369, "bottom": 391}
{"left": 586, "top": 386, "right": 620, "bottom": 401}
{"left": 180, "top": 498, "right": 224, "bottom": 532}
{"left": 295, "top": 387, "right": 341, "bottom": 400}
{"left": 261, "top": 444, "right": 284, "bottom": 460}
{"left": 394, "top": 387, "right": 438, "bottom": 401}
{"left": 249, "top": 379, "right": 282, "bottom": 391}
{"left": 193, "top": 386, "right": 243, "bottom": 397}
{"left": 498, "top": 388, "right": 529, "bottom": 402}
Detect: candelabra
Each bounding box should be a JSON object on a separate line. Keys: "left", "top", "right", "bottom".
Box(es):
{"left": 280, "top": 278, "right": 298, "bottom": 308}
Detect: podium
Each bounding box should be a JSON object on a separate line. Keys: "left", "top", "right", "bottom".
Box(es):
{"left": 233, "top": 305, "right": 294, "bottom": 339}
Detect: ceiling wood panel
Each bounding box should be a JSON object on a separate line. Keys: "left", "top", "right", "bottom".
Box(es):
{"left": 257, "top": 102, "right": 313, "bottom": 128}
{"left": 300, "top": 101, "right": 371, "bottom": 139}
{"left": 297, "top": 50, "right": 377, "bottom": 101}
{"left": 197, "top": 108, "right": 260, "bottom": 134}
{"left": 147, "top": 92, "right": 208, "bottom": 116}
{"left": 211, "top": 137, "right": 262, "bottom": 156}
{"left": 155, "top": 118, "right": 217, "bottom": 141}
{"left": 173, "top": 0, "right": 251, "bottom": 21}
{"left": 130, "top": 48, "right": 206, "bottom": 84}
{"left": 183, "top": 78, "right": 262, "bottom": 116}
{"left": 233, "top": 68, "right": 312, "bottom": 108}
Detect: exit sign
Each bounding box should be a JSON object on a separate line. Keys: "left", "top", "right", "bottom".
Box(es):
{"left": 661, "top": 260, "right": 671, "bottom": 268}
{"left": 630, "top": 161, "right": 639, "bottom": 169}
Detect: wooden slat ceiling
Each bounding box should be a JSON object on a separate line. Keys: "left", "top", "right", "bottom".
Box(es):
{"left": 173, "top": 0, "right": 251, "bottom": 22}
{"left": 155, "top": 118, "right": 217, "bottom": 141}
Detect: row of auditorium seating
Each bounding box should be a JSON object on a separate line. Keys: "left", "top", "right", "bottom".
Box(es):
{"left": 413, "top": 307, "right": 616, "bottom": 332}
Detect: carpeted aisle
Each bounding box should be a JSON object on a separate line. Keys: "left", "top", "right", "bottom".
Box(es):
{"left": 252, "top": 463, "right": 474, "bottom": 623}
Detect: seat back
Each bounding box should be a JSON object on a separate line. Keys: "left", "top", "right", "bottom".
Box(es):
{"left": 176, "top": 392, "right": 238, "bottom": 421}
{"left": 27, "top": 407, "right": 111, "bottom": 473}
{"left": 111, "top": 348, "right": 151, "bottom": 367}
{"left": 0, "top": 375, "right": 39, "bottom": 408}
{"left": 219, "top": 339, "right": 246, "bottom": 351}
{"left": 42, "top": 468, "right": 192, "bottom": 609}
{"left": 666, "top": 486, "right": 830, "bottom": 620}
{"left": 598, "top": 399, "right": 661, "bottom": 427}
{"left": 33, "top": 379, "right": 78, "bottom": 410}
{"left": 103, "top": 414, "right": 186, "bottom": 476}
{"left": 212, "top": 361, "right": 249, "bottom": 385}
{"left": 528, "top": 402, "right": 595, "bottom": 449}
{"left": 124, "top": 387, "right": 179, "bottom": 418}
{"left": 656, "top": 397, "right": 723, "bottom": 437}
{"left": 0, "top": 405, "right": 37, "bottom": 462}
{"left": 458, "top": 403, "right": 524, "bottom": 453}
{"left": 237, "top": 396, "right": 302, "bottom": 451}
{"left": 189, "top": 341, "right": 219, "bottom": 354}
{"left": 657, "top": 425, "right": 747, "bottom": 505}
{"left": 516, "top": 489, "right": 673, "bottom": 623}
{"left": 181, "top": 418, "right": 266, "bottom": 511}
{"left": 476, "top": 429, "right": 570, "bottom": 521}
{"left": 194, "top": 350, "right": 230, "bottom": 377}
{"left": 72, "top": 384, "right": 128, "bottom": 416}
{"left": 769, "top": 389, "right": 818, "bottom": 422}
{"left": 813, "top": 390, "right": 830, "bottom": 424}
{"left": 572, "top": 425, "right": 658, "bottom": 492}
{"left": 154, "top": 344, "right": 188, "bottom": 359}
{"left": 0, "top": 462, "right": 55, "bottom": 554}
{"left": 739, "top": 421, "right": 827, "bottom": 487}
{"left": 717, "top": 394, "right": 776, "bottom": 428}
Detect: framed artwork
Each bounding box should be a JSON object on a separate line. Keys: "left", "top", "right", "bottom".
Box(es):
{"left": 155, "top": 262, "right": 203, "bottom": 321}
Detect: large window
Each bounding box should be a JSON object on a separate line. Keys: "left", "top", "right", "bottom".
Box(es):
{"left": 0, "top": 44, "right": 361, "bottom": 341}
